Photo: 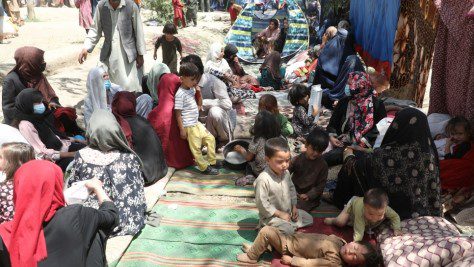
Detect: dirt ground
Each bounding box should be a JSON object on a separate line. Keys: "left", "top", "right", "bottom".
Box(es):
{"left": 0, "top": 7, "right": 233, "bottom": 122}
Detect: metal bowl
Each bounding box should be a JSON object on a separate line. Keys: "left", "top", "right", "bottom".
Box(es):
{"left": 223, "top": 139, "right": 250, "bottom": 170}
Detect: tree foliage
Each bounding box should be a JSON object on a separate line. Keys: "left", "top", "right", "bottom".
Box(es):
{"left": 144, "top": 0, "right": 174, "bottom": 25}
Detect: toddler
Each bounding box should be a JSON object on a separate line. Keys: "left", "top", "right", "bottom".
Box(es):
{"left": 175, "top": 63, "right": 219, "bottom": 175}
{"left": 258, "top": 94, "right": 293, "bottom": 137}
{"left": 254, "top": 137, "right": 313, "bottom": 235}
{"left": 289, "top": 127, "right": 329, "bottom": 212}
{"left": 444, "top": 116, "right": 472, "bottom": 159}
{"left": 288, "top": 83, "right": 319, "bottom": 138}
{"left": 0, "top": 142, "right": 35, "bottom": 223}
{"left": 233, "top": 110, "right": 281, "bottom": 185}
{"left": 154, "top": 23, "right": 183, "bottom": 74}
{"left": 324, "top": 188, "right": 401, "bottom": 241}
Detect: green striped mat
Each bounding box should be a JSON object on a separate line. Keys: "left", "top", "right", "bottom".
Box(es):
{"left": 165, "top": 168, "right": 255, "bottom": 197}
{"left": 116, "top": 197, "right": 271, "bottom": 267}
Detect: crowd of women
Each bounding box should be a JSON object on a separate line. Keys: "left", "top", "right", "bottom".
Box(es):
{"left": 0, "top": 17, "right": 472, "bottom": 266}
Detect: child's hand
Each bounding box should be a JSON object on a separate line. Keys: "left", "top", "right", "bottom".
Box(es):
{"left": 153, "top": 52, "right": 157, "bottom": 60}
{"left": 330, "top": 136, "right": 343, "bottom": 147}
{"left": 180, "top": 129, "right": 187, "bottom": 140}
{"left": 280, "top": 255, "right": 293, "bottom": 265}
{"left": 311, "top": 104, "right": 319, "bottom": 117}
{"left": 234, "top": 145, "right": 246, "bottom": 154}
{"left": 291, "top": 206, "right": 298, "bottom": 222}
{"left": 298, "top": 193, "right": 309, "bottom": 201}
{"left": 393, "top": 229, "right": 403, "bottom": 236}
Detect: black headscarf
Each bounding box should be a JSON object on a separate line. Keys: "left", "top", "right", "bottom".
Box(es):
{"left": 14, "top": 88, "right": 67, "bottom": 151}
{"left": 382, "top": 108, "right": 439, "bottom": 162}
{"left": 334, "top": 108, "right": 441, "bottom": 220}
{"left": 223, "top": 44, "right": 246, "bottom": 76}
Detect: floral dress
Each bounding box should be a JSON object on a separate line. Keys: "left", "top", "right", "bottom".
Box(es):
{"left": 291, "top": 105, "right": 315, "bottom": 138}
{"left": 0, "top": 180, "right": 14, "bottom": 223}
{"left": 68, "top": 147, "right": 146, "bottom": 237}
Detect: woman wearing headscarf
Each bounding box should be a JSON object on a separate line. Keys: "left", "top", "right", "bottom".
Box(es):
{"left": 14, "top": 89, "right": 85, "bottom": 171}
{"left": 255, "top": 19, "right": 281, "bottom": 58}
{"left": 68, "top": 110, "right": 146, "bottom": 237}
{"left": 205, "top": 43, "right": 256, "bottom": 101}
{"left": 83, "top": 67, "right": 153, "bottom": 127}
{"left": 324, "top": 71, "right": 386, "bottom": 166}
{"left": 145, "top": 62, "right": 170, "bottom": 105}
{"left": 0, "top": 160, "right": 119, "bottom": 267}
{"left": 147, "top": 73, "right": 195, "bottom": 169}
{"left": 112, "top": 91, "right": 168, "bottom": 185}
{"left": 259, "top": 51, "right": 286, "bottom": 90}
{"left": 2, "top": 47, "right": 59, "bottom": 125}
{"left": 224, "top": 44, "right": 260, "bottom": 86}
{"left": 332, "top": 108, "right": 442, "bottom": 220}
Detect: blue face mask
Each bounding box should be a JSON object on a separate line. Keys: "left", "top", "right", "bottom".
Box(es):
{"left": 104, "top": 80, "right": 112, "bottom": 90}
{"left": 344, "top": 85, "right": 351, "bottom": 96}
{"left": 33, "top": 103, "right": 46, "bottom": 114}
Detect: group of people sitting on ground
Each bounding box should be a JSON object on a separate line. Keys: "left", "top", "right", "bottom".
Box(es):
{"left": 1, "top": 17, "right": 473, "bottom": 265}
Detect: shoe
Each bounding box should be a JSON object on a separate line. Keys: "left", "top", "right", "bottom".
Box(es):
{"left": 211, "top": 160, "right": 223, "bottom": 169}
{"left": 241, "top": 243, "right": 252, "bottom": 253}
{"left": 201, "top": 166, "right": 219, "bottom": 175}
{"left": 236, "top": 253, "right": 257, "bottom": 264}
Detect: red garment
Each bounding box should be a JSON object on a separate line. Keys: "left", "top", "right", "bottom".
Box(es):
{"left": 0, "top": 160, "right": 66, "bottom": 267}
{"left": 440, "top": 143, "right": 474, "bottom": 189}
{"left": 172, "top": 0, "right": 184, "bottom": 19}
{"left": 12, "top": 47, "right": 58, "bottom": 103}
{"left": 228, "top": 4, "right": 240, "bottom": 22}
{"left": 53, "top": 107, "right": 77, "bottom": 133}
{"left": 147, "top": 73, "right": 194, "bottom": 169}
{"left": 112, "top": 91, "right": 137, "bottom": 148}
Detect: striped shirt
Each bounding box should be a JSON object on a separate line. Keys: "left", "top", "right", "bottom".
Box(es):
{"left": 174, "top": 87, "right": 199, "bottom": 127}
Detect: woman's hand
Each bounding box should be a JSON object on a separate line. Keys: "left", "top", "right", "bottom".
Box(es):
{"left": 298, "top": 193, "right": 309, "bottom": 201}
{"left": 85, "top": 178, "right": 103, "bottom": 192}
{"left": 330, "top": 136, "right": 343, "bottom": 147}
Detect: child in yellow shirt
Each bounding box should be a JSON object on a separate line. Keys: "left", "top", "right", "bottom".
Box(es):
{"left": 324, "top": 188, "right": 402, "bottom": 241}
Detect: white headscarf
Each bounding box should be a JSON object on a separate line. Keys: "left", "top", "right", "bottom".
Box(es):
{"left": 83, "top": 67, "right": 122, "bottom": 127}
{"left": 146, "top": 62, "right": 170, "bottom": 104}
{"left": 0, "top": 124, "right": 29, "bottom": 146}
{"left": 204, "top": 43, "right": 231, "bottom": 74}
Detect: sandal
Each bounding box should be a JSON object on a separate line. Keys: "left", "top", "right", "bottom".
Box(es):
{"left": 235, "top": 175, "right": 255, "bottom": 186}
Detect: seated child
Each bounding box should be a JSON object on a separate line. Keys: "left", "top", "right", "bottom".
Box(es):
{"left": 259, "top": 51, "right": 286, "bottom": 91}
{"left": 288, "top": 83, "right": 319, "bottom": 138}
{"left": 324, "top": 188, "right": 401, "bottom": 241}
{"left": 234, "top": 110, "right": 281, "bottom": 185}
{"left": 444, "top": 116, "right": 472, "bottom": 159}
{"left": 254, "top": 137, "right": 313, "bottom": 235}
{"left": 237, "top": 226, "right": 382, "bottom": 265}
{"left": 258, "top": 94, "right": 293, "bottom": 137}
{"left": 175, "top": 63, "right": 219, "bottom": 175}
{"left": 0, "top": 142, "right": 35, "bottom": 223}
{"left": 289, "top": 127, "right": 329, "bottom": 212}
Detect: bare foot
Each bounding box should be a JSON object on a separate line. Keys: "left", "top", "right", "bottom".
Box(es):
{"left": 242, "top": 243, "right": 252, "bottom": 253}
{"left": 324, "top": 218, "right": 334, "bottom": 225}
{"left": 237, "top": 253, "right": 257, "bottom": 263}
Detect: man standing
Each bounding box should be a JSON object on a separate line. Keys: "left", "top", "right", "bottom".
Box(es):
{"left": 78, "top": 0, "right": 146, "bottom": 92}
{"left": 186, "top": 0, "right": 198, "bottom": 27}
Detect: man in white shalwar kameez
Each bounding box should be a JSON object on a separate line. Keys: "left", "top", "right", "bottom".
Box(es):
{"left": 78, "top": 0, "right": 145, "bottom": 92}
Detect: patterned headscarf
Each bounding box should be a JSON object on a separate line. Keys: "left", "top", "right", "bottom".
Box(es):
{"left": 347, "top": 71, "right": 377, "bottom": 147}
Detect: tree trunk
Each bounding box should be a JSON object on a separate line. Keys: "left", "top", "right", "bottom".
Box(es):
{"left": 27, "top": 0, "right": 36, "bottom": 20}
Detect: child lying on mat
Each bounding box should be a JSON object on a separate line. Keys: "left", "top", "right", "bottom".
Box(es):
{"left": 254, "top": 137, "right": 313, "bottom": 235}
{"left": 237, "top": 225, "right": 383, "bottom": 265}
{"left": 325, "top": 188, "right": 402, "bottom": 241}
